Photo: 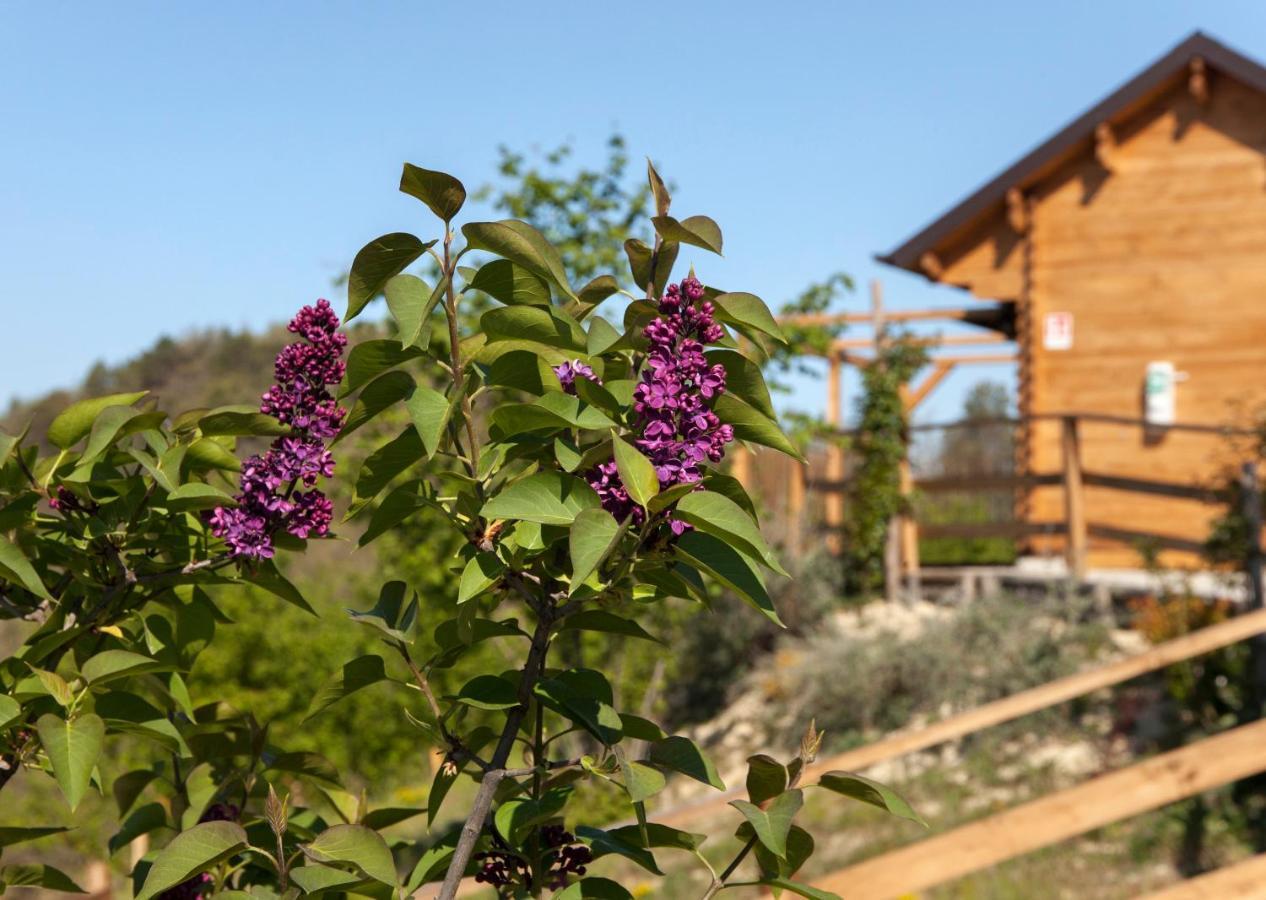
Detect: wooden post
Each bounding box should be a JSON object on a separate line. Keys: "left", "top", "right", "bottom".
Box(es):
{"left": 1061, "top": 416, "right": 1087, "bottom": 580}
{"left": 731, "top": 443, "right": 751, "bottom": 490}
{"left": 787, "top": 458, "right": 805, "bottom": 557}
{"left": 1241, "top": 461, "right": 1266, "bottom": 717}
{"left": 824, "top": 351, "right": 844, "bottom": 553}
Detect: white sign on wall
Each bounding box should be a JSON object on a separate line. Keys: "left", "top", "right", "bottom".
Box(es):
{"left": 1043, "top": 311, "right": 1074, "bottom": 350}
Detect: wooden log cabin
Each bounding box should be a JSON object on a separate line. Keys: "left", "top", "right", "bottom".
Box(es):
{"left": 880, "top": 32, "right": 1266, "bottom": 569}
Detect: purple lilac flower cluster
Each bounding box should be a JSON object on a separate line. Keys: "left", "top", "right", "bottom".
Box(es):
{"left": 208, "top": 300, "right": 346, "bottom": 560}
{"left": 474, "top": 824, "right": 592, "bottom": 895}
{"left": 552, "top": 359, "right": 600, "bottom": 395}
{"left": 579, "top": 277, "right": 733, "bottom": 529}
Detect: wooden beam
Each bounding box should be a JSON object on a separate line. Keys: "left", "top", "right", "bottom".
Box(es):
{"left": 918, "top": 251, "right": 944, "bottom": 280}
{"left": 652, "top": 607, "right": 1266, "bottom": 831}
{"left": 1006, "top": 187, "right": 1029, "bottom": 234}
{"left": 780, "top": 307, "right": 1005, "bottom": 328}
{"left": 905, "top": 361, "right": 955, "bottom": 412}
{"left": 920, "top": 521, "right": 1064, "bottom": 540}
{"left": 833, "top": 333, "right": 1008, "bottom": 350}
{"left": 1061, "top": 416, "right": 1087, "bottom": 581}
{"left": 1086, "top": 523, "right": 1207, "bottom": 556}
{"left": 1094, "top": 121, "right": 1117, "bottom": 171}
{"left": 1136, "top": 853, "right": 1266, "bottom": 900}
{"left": 1188, "top": 55, "right": 1210, "bottom": 105}
{"left": 915, "top": 472, "right": 1062, "bottom": 493}
{"left": 926, "top": 353, "right": 1016, "bottom": 365}
{"left": 814, "top": 719, "right": 1266, "bottom": 898}
{"left": 824, "top": 352, "right": 844, "bottom": 547}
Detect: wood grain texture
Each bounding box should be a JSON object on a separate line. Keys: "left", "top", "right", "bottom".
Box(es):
{"left": 1134, "top": 853, "right": 1266, "bottom": 900}
{"left": 814, "top": 718, "right": 1266, "bottom": 898}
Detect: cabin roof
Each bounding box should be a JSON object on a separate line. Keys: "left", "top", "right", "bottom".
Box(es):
{"left": 878, "top": 32, "right": 1266, "bottom": 276}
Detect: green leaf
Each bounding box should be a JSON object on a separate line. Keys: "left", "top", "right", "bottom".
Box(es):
{"left": 491, "top": 393, "right": 613, "bottom": 437}
{"left": 197, "top": 410, "right": 290, "bottom": 437}
{"left": 575, "top": 827, "right": 662, "bottom": 876}
{"left": 426, "top": 761, "right": 459, "bottom": 830}
{"left": 135, "top": 822, "right": 249, "bottom": 900}
{"left": 622, "top": 760, "right": 666, "bottom": 803}
{"left": 0, "top": 826, "right": 68, "bottom": 848}
{"left": 404, "top": 385, "right": 454, "bottom": 459}
{"left": 455, "top": 674, "right": 519, "bottom": 710}
{"left": 470, "top": 259, "right": 551, "bottom": 307}
{"left": 815, "top": 771, "right": 926, "bottom": 826}
{"left": 343, "top": 339, "right": 424, "bottom": 395}
{"left": 652, "top": 214, "right": 723, "bottom": 254}
{"left": 384, "top": 273, "right": 440, "bottom": 348}
{"left": 462, "top": 219, "right": 576, "bottom": 300}
{"left": 723, "top": 879, "right": 840, "bottom": 900}
{"left": 577, "top": 274, "right": 620, "bottom": 307}
{"left": 352, "top": 427, "right": 423, "bottom": 509}
{"left": 554, "top": 877, "right": 634, "bottom": 899}
{"left": 347, "top": 580, "right": 417, "bottom": 644}
{"left": 165, "top": 483, "right": 236, "bottom": 512}
{"left": 81, "top": 650, "right": 161, "bottom": 685}
{"left": 399, "top": 164, "right": 466, "bottom": 221}
{"left": 559, "top": 609, "right": 659, "bottom": 643}
{"left": 586, "top": 316, "right": 622, "bottom": 356}
{"left": 0, "top": 695, "right": 20, "bottom": 731}
{"left": 534, "top": 670, "right": 622, "bottom": 745}
{"left": 243, "top": 560, "right": 316, "bottom": 615}
{"left": 618, "top": 713, "right": 667, "bottom": 743}
{"left": 0, "top": 864, "right": 85, "bottom": 893}
{"left": 729, "top": 789, "right": 803, "bottom": 859}
{"left": 567, "top": 509, "right": 622, "bottom": 592}
{"left": 305, "top": 655, "right": 389, "bottom": 722}
{"left": 712, "top": 292, "right": 786, "bottom": 343}
{"left": 675, "top": 531, "right": 782, "bottom": 626}
{"left": 37, "top": 713, "right": 104, "bottom": 811}
{"left": 31, "top": 668, "right": 73, "bottom": 707}
{"left": 357, "top": 481, "right": 423, "bottom": 547}
{"left": 301, "top": 824, "right": 398, "bottom": 888}
{"left": 109, "top": 801, "right": 168, "bottom": 855}
{"left": 347, "top": 232, "right": 431, "bottom": 322}
{"left": 708, "top": 349, "right": 776, "bottom": 419}
{"left": 338, "top": 370, "right": 415, "bottom": 441}
{"left": 47, "top": 391, "right": 147, "bottom": 449}
{"left": 458, "top": 552, "right": 505, "bottom": 604}
{"left": 289, "top": 865, "right": 370, "bottom": 895}
{"left": 612, "top": 438, "right": 659, "bottom": 508}
{"left": 78, "top": 405, "right": 143, "bottom": 464}
{"left": 648, "top": 735, "right": 725, "bottom": 790}
{"left": 481, "top": 472, "right": 601, "bottom": 526}
{"left": 113, "top": 769, "right": 159, "bottom": 815}
{"left": 674, "top": 490, "right": 786, "bottom": 576}
{"left": 624, "top": 238, "right": 679, "bottom": 294}
{"left": 0, "top": 534, "right": 51, "bottom": 600}
{"left": 713, "top": 394, "right": 803, "bottom": 461}
{"left": 481, "top": 305, "right": 586, "bottom": 350}
{"left": 745, "top": 754, "right": 789, "bottom": 805}
{"left": 184, "top": 437, "right": 240, "bottom": 473}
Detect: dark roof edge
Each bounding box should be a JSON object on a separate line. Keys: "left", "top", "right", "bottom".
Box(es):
{"left": 879, "top": 31, "right": 1266, "bottom": 273}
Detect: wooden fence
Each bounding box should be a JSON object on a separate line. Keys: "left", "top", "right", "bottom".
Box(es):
{"left": 632, "top": 605, "right": 1266, "bottom": 896}
{"left": 738, "top": 411, "right": 1260, "bottom": 584}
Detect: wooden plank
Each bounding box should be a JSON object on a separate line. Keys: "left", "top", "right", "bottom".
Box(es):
{"left": 1062, "top": 416, "right": 1087, "bottom": 580}
{"left": 920, "top": 521, "right": 1062, "bottom": 540}
{"left": 814, "top": 719, "right": 1266, "bottom": 898}
{"left": 1134, "top": 854, "right": 1266, "bottom": 900}
{"left": 1086, "top": 523, "right": 1207, "bottom": 555}
{"left": 653, "top": 608, "right": 1266, "bottom": 831}
{"left": 915, "top": 472, "right": 1061, "bottom": 493}
{"left": 1082, "top": 471, "right": 1217, "bottom": 502}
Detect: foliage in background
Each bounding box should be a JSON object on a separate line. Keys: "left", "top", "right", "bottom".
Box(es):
{"left": 842, "top": 335, "right": 928, "bottom": 593}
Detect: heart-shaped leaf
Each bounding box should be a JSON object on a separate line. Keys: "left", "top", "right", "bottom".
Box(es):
{"left": 37, "top": 713, "right": 104, "bottom": 812}
{"left": 135, "top": 822, "right": 248, "bottom": 900}
{"left": 399, "top": 164, "right": 466, "bottom": 221}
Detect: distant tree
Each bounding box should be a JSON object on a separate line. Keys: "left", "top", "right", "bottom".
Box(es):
{"left": 937, "top": 380, "right": 1014, "bottom": 477}
{"left": 476, "top": 134, "right": 651, "bottom": 285}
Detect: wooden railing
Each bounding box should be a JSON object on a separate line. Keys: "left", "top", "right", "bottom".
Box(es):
{"left": 628, "top": 606, "right": 1266, "bottom": 896}
{"left": 785, "top": 411, "right": 1261, "bottom": 581}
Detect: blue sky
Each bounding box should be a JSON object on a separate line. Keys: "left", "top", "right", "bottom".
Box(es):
{"left": 5, "top": 1, "right": 1266, "bottom": 423}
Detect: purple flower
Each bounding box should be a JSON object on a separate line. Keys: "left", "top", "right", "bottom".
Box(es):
{"left": 209, "top": 299, "right": 345, "bottom": 560}
{"left": 552, "top": 359, "right": 600, "bottom": 395}
{"left": 585, "top": 277, "right": 735, "bottom": 531}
